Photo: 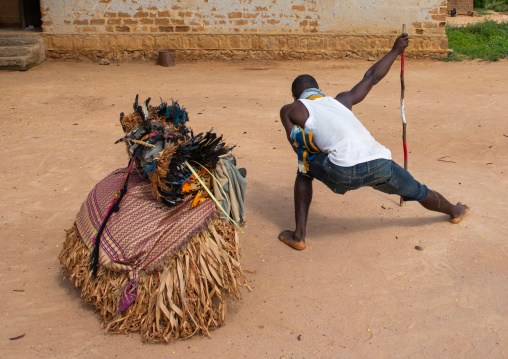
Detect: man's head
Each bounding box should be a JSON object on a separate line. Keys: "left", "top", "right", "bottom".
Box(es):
{"left": 291, "top": 74, "right": 319, "bottom": 100}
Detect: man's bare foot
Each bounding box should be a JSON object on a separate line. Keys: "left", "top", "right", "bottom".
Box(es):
{"left": 449, "top": 203, "right": 470, "bottom": 224}
{"left": 278, "top": 230, "right": 306, "bottom": 250}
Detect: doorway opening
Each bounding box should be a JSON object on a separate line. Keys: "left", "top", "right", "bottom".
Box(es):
{"left": 0, "top": 0, "right": 42, "bottom": 31}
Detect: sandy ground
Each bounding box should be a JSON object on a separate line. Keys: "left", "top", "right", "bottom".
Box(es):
{"left": 1, "top": 56, "right": 507, "bottom": 359}
{"left": 448, "top": 10, "right": 508, "bottom": 26}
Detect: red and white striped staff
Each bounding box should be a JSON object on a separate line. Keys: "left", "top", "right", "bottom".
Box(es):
{"left": 400, "top": 24, "right": 408, "bottom": 207}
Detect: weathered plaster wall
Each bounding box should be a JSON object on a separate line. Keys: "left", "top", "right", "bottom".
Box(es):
{"left": 39, "top": 0, "right": 450, "bottom": 60}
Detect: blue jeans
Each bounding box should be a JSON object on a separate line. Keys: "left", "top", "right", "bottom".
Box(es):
{"left": 305, "top": 153, "right": 428, "bottom": 202}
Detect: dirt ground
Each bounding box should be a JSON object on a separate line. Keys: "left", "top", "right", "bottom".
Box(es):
{"left": 1, "top": 53, "right": 507, "bottom": 359}
{"left": 447, "top": 10, "right": 508, "bottom": 26}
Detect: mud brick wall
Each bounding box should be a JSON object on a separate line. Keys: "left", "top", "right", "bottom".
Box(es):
{"left": 40, "top": 0, "right": 450, "bottom": 60}
{"left": 0, "top": 0, "right": 21, "bottom": 27}
{"left": 447, "top": 0, "right": 474, "bottom": 12}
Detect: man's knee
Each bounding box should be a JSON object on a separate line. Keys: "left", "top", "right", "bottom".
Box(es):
{"left": 297, "top": 172, "right": 314, "bottom": 182}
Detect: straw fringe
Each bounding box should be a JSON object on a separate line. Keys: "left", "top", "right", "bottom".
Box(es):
{"left": 58, "top": 220, "right": 249, "bottom": 343}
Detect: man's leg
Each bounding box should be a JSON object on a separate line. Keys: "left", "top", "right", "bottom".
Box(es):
{"left": 419, "top": 189, "right": 469, "bottom": 223}
{"left": 373, "top": 161, "right": 470, "bottom": 224}
{"left": 279, "top": 173, "right": 313, "bottom": 250}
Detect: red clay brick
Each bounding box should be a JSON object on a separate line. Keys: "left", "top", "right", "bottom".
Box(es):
{"left": 116, "top": 26, "right": 130, "bottom": 32}
{"left": 292, "top": 5, "right": 305, "bottom": 11}
{"left": 447, "top": 0, "right": 473, "bottom": 11}
{"left": 73, "top": 19, "right": 89, "bottom": 25}
{"left": 159, "top": 26, "right": 174, "bottom": 32}
{"left": 175, "top": 26, "right": 190, "bottom": 32}
{"left": 134, "top": 11, "right": 148, "bottom": 18}
{"left": 107, "top": 18, "right": 121, "bottom": 25}
{"left": 117, "top": 12, "right": 130, "bottom": 18}
{"left": 90, "top": 19, "right": 105, "bottom": 25}
{"left": 155, "top": 18, "right": 169, "bottom": 25}
{"left": 228, "top": 12, "right": 242, "bottom": 19}
{"left": 123, "top": 19, "right": 138, "bottom": 25}
{"left": 423, "top": 21, "right": 437, "bottom": 28}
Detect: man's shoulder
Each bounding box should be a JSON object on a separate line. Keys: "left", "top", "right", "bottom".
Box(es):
{"left": 280, "top": 100, "right": 309, "bottom": 127}
{"left": 281, "top": 100, "right": 306, "bottom": 112}
{"left": 334, "top": 92, "right": 353, "bottom": 110}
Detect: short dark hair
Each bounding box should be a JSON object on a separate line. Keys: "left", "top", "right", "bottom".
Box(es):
{"left": 291, "top": 74, "right": 319, "bottom": 99}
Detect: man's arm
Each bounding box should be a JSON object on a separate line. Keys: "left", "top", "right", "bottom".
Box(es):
{"left": 280, "top": 101, "right": 310, "bottom": 151}
{"left": 336, "top": 33, "right": 409, "bottom": 110}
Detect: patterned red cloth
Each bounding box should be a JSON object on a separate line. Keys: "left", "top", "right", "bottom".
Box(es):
{"left": 76, "top": 169, "right": 216, "bottom": 275}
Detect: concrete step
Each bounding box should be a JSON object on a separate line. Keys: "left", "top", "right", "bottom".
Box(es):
{"left": 0, "top": 36, "right": 45, "bottom": 71}
{"left": 0, "top": 56, "right": 26, "bottom": 69}
{"left": 0, "top": 38, "right": 41, "bottom": 46}
{"left": 0, "top": 45, "right": 30, "bottom": 57}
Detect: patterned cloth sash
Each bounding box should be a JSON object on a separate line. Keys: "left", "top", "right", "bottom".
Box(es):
{"left": 299, "top": 88, "right": 325, "bottom": 100}
{"left": 291, "top": 88, "right": 325, "bottom": 173}
{"left": 290, "top": 125, "right": 321, "bottom": 173}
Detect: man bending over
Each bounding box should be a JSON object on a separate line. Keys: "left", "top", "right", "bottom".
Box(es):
{"left": 279, "top": 33, "right": 469, "bottom": 250}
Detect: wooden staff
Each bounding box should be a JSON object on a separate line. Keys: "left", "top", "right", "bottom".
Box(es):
{"left": 400, "top": 24, "right": 407, "bottom": 207}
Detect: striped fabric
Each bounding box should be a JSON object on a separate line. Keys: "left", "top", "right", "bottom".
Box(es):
{"left": 290, "top": 125, "right": 321, "bottom": 173}
{"left": 76, "top": 169, "right": 216, "bottom": 275}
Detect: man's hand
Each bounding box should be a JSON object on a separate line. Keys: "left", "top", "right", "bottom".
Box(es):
{"left": 392, "top": 33, "right": 409, "bottom": 55}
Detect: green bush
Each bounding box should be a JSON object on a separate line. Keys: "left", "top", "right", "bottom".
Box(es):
{"left": 474, "top": 0, "right": 487, "bottom": 7}
{"left": 486, "top": 0, "right": 508, "bottom": 12}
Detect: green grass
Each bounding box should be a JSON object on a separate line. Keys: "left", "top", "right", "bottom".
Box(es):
{"left": 445, "top": 20, "right": 508, "bottom": 61}
{"left": 474, "top": 7, "right": 491, "bottom": 15}
{"left": 486, "top": 0, "right": 508, "bottom": 13}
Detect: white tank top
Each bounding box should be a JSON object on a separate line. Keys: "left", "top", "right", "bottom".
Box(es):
{"left": 300, "top": 97, "right": 392, "bottom": 167}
